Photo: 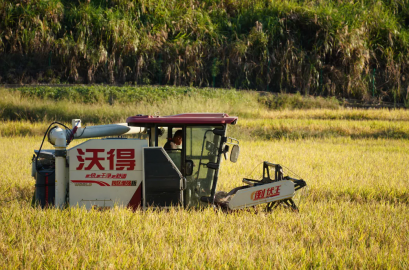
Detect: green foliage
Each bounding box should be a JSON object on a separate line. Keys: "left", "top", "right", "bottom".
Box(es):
{"left": 9, "top": 85, "right": 245, "bottom": 104}
{"left": 237, "top": 118, "right": 409, "bottom": 140}
{"left": 0, "top": 86, "right": 348, "bottom": 126}
{"left": 0, "top": 0, "right": 409, "bottom": 101}
{"left": 258, "top": 92, "right": 340, "bottom": 110}
{"left": 0, "top": 86, "right": 263, "bottom": 123}
{"left": 1, "top": 86, "right": 409, "bottom": 140}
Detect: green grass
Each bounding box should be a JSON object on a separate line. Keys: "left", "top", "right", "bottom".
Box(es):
{"left": 258, "top": 93, "right": 341, "bottom": 110}
{"left": 8, "top": 85, "right": 248, "bottom": 104}
{"left": 0, "top": 86, "right": 262, "bottom": 123}
{"left": 0, "top": 85, "right": 407, "bottom": 140}
{"left": 260, "top": 108, "right": 409, "bottom": 121}
{"left": 237, "top": 118, "right": 409, "bottom": 140}
{"left": 0, "top": 86, "right": 342, "bottom": 124}
{"left": 4, "top": 118, "right": 409, "bottom": 140}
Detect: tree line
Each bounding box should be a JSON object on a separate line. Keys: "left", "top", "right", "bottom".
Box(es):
{"left": 1, "top": 0, "right": 409, "bottom": 103}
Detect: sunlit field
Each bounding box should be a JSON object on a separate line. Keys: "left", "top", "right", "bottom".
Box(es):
{"left": 0, "top": 86, "right": 408, "bottom": 268}
{"left": 1, "top": 125, "right": 408, "bottom": 268}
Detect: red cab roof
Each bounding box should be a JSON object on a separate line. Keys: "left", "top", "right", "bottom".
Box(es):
{"left": 127, "top": 113, "right": 238, "bottom": 125}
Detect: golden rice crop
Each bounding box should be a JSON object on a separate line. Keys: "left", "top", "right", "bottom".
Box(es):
{"left": 0, "top": 131, "right": 408, "bottom": 268}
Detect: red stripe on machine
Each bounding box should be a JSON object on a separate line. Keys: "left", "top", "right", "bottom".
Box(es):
{"left": 127, "top": 184, "right": 142, "bottom": 211}
{"left": 71, "top": 180, "right": 110, "bottom": 186}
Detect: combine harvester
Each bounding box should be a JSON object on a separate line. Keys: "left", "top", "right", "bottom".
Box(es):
{"left": 32, "top": 113, "right": 306, "bottom": 211}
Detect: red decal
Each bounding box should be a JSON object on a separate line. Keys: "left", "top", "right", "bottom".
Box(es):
{"left": 116, "top": 149, "right": 135, "bottom": 170}
{"left": 266, "top": 186, "right": 281, "bottom": 198}
{"left": 251, "top": 186, "right": 281, "bottom": 201}
{"left": 85, "top": 173, "right": 128, "bottom": 179}
{"left": 112, "top": 181, "right": 132, "bottom": 186}
{"left": 71, "top": 180, "right": 110, "bottom": 186}
{"left": 127, "top": 184, "right": 142, "bottom": 211}
{"left": 107, "top": 149, "right": 115, "bottom": 170}
{"left": 75, "top": 148, "right": 136, "bottom": 171}
{"left": 76, "top": 149, "right": 85, "bottom": 170}
{"left": 254, "top": 189, "right": 266, "bottom": 200}
{"left": 84, "top": 149, "right": 105, "bottom": 170}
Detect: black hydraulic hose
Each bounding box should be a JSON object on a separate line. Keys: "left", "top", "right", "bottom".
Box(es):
{"left": 34, "top": 121, "right": 73, "bottom": 177}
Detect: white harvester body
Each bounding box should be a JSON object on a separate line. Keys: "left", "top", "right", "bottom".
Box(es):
{"left": 68, "top": 139, "right": 148, "bottom": 210}
{"left": 32, "top": 114, "right": 306, "bottom": 211}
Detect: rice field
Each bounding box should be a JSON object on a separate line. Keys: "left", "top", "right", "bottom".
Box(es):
{"left": 0, "top": 86, "right": 408, "bottom": 268}
{"left": 0, "top": 117, "right": 408, "bottom": 268}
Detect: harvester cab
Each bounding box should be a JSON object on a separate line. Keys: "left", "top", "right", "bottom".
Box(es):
{"left": 126, "top": 113, "right": 240, "bottom": 209}
{"left": 32, "top": 113, "right": 306, "bottom": 212}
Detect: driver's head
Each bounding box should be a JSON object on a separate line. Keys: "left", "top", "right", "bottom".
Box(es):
{"left": 173, "top": 130, "right": 183, "bottom": 145}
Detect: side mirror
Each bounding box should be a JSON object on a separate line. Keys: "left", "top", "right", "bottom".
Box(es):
{"left": 185, "top": 160, "right": 194, "bottom": 176}
{"left": 230, "top": 145, "right": 240, "bottom": 163}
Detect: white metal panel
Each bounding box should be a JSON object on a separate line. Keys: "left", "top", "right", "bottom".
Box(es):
{"left": 228, "top": 180, "right": 295, "bottom": 210}
{"left": 68, "top": 139, "right": 147, "bottom": 210}
{"left": 69, "top": 178, "right": 141, "bottom": 209}
{"left": 55, "top": 156, "right": 67, "bottom": 208}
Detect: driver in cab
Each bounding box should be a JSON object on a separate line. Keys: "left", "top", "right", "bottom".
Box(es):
{"left": 164, "top": 130, "right": 183, "bottom": 150}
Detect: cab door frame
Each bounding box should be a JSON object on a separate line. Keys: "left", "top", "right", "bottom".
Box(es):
{"left": 152, "top": 123, "right": 228, "bottom": 207}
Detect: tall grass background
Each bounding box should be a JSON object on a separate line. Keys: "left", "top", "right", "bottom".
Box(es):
{"left": 1, "top": 0, "right": 409, "bottom": 103}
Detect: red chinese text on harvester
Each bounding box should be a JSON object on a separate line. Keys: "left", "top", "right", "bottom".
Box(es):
{"left": 250, "top": 185, "right": 281, "bottom": 201}
{"left": 76, "top": 149, "right": 135, "bottom": 171}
